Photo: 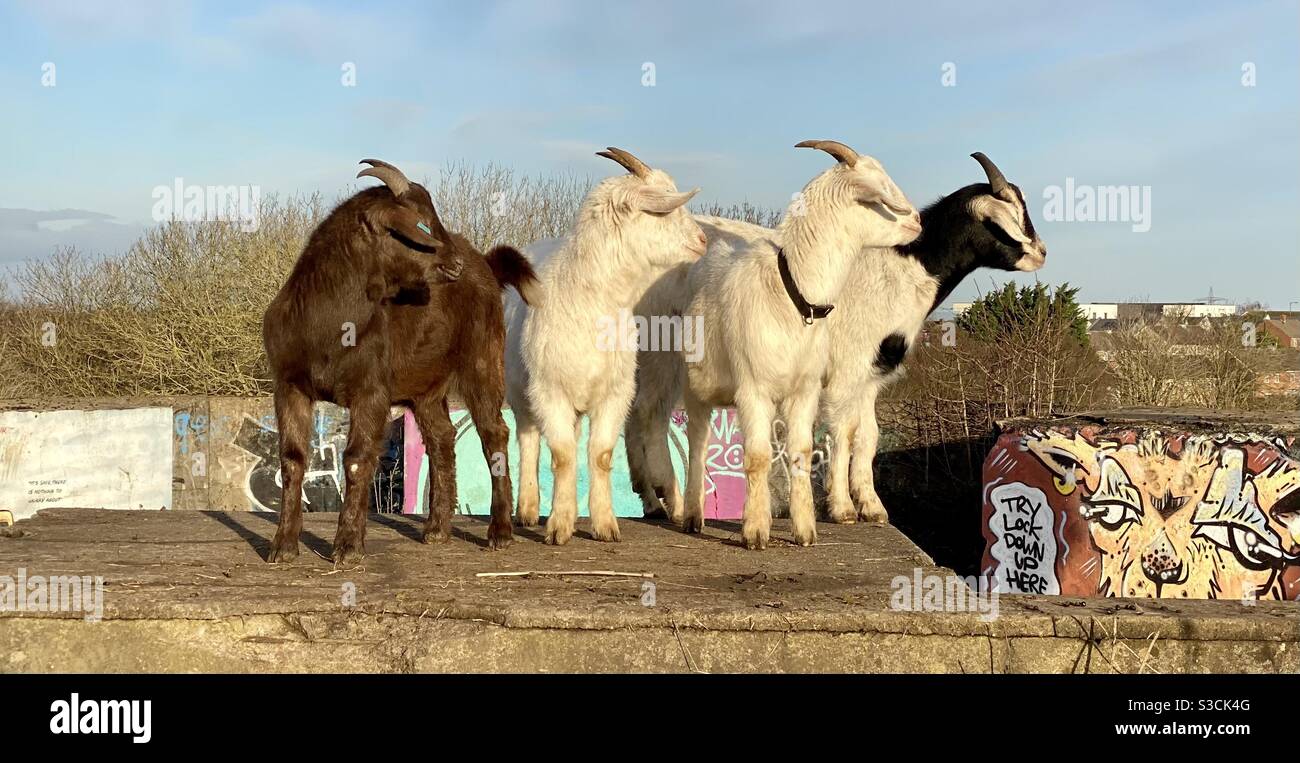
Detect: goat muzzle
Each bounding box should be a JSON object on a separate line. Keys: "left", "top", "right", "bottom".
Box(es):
{"left": 435, "top": 257, "right": 464, "bottom": 283}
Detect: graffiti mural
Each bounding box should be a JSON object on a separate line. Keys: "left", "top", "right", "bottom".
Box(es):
{"left": 987, "top": 481, "right": 1060, "bottom": 595}
{"left": 661, "top": 409, "right": 747, "bottom": 520}
{"left": 157, "top": 397, "right": 823, "bottom": 519}
{"left": 230, "top": 410, "right": 405, "bottom": 513}
{"left": 982, "top": 425, "right": 1300, "bottom": 600}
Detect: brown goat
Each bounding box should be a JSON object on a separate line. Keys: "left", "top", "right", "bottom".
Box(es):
{"left": 263, "top": 159, "right": 538, "bottom": 565}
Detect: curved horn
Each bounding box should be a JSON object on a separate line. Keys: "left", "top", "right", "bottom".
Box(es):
{"left": 970, "top": 152, "right": 1009, "bottom": 197}
{"left": 596, "top": 147, "right": 651, "bottom": 179}
{"left": 795, "top": 139, "right": 859, "bottom": 167}
{"left": 357, "top": 159, "right": 410, "bottom": 197}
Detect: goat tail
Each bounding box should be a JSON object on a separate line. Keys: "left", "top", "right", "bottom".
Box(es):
{"left": 485, "top": 245, "right": 543, "bottom": 307}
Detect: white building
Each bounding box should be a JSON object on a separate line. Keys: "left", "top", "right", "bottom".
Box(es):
{"left": 949, "top": 301, "right": 1236, "bottom": 320}
{"left": 1160, "top": 303, "right": 1237, "bottom": 319}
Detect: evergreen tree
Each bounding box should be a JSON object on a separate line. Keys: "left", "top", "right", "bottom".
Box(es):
{"left": 957, "top": 282, "right": 1090, "bottom": 348}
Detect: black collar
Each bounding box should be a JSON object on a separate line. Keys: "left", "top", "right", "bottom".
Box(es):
{"left": 777, "top": 248, "right": 834, "bottom": 325}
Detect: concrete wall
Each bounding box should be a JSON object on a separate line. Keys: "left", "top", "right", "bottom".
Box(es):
{"left": 982, "top": 420, "right": 1300, "bottom": 601}
{"left": 4, "top": 397, "right": 807, "bottom": 521}
{"left": 0, "top": 408, "right": 173, "bottom": 521}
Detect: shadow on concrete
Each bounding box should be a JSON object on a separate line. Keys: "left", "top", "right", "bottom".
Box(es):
{"left": 369, "top": 511, "right": 424, "bottom": 542}
{"left": 225, "top": 509, "right": 334, "bottom": 561}
{"left": 872, "top": 437, "right": 994, "bottom": 578}
{"left": 232, "top": 506, "right": 338, "bottom": 561}
{"left": 370, "top": 511, "right": 501, "bottom": 549}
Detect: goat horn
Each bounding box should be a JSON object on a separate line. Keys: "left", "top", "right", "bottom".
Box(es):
{"left": 357, "top": 159, "right": 410, "bottom": 197}
{"left": 795, "top": 140, "right": 859, "bottom": 167}
{"left": 596, "top": 147, "right": 651, "bottom": 179}
{"left": 970, "top": 152, "right": 1010, "bottom": 197}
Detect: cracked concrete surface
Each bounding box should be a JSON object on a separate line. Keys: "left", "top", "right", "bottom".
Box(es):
{"left": 1, "top": 509, "right": 1298, "bottom": 672}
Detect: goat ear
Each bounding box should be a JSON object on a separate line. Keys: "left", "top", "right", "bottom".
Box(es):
{"left": 368, "top": 204, "right": 445, "bottom": 250}
{"left": 631, "top": 186, "right": 699, "bottom": 215}
{"left": 850, "top": 175, "right": 912, "bottom": 215}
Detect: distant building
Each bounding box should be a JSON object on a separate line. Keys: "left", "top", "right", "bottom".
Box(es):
{"left": 1079, "top": 304, "right": 1118, "bottom": 321}
{"left": 1262, "top": 318, "right": 1300, "bottom": 349}
{"left": 950, "top": 301, "right": 1238, "bottom": 321}
{"left": 1160, "top": 304, "right": 1238, "bottom": 319}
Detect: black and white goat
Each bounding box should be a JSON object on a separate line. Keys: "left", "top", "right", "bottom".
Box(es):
{"left": 821, "top": 152, "right": 1046, "bottom": 523}
{"left": 626, "top": 152, "right": 1046, "bottom": 530}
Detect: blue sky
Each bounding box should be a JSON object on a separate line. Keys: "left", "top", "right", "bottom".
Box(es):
{"left": 2, "top": 0, "right": 1297, "bottom": 309}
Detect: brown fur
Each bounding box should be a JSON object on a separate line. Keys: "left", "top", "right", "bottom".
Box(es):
{"left": 262, "top": 163, "right": 537, "bottom": 565}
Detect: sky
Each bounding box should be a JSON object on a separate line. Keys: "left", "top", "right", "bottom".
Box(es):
{"left": 1, "top": 0, "right": 1297, "bottom": 309}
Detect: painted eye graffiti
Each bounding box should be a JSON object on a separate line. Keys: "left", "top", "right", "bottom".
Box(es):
{"left": 1081, "top": 500, "right": 1140, "bottom": 530}
{"left": 1194, "top": 523, "right": 1290, "bottom": 569}
{"left": 1047, "top": 451, "right": 1083, "bottom": 496}
{"left": 1052, "top": 464, "right": 1079, "bottom": 495}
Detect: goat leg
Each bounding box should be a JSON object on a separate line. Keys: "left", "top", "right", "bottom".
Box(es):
{"left": 681, "top": 393, "right": 713, "bottom": 534}
{"left": 412, "top": 395, "right": 457, "bottom": 544}
{"left": 850, "top": 401, "right": 889, "bottom": 524}
{"left": 465, "top": 390, "right": 514, "bottom": 550}
{"left": 736, "top": 392, "right": 776, "bottom": 550}
{"left": 268, "top": 383, "right": 312, "bottom": 563}
{"left": 333, "top": 394, "right": 388, "bottom": 567}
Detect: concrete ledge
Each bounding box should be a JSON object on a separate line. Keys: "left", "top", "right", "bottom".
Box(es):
{"left": 2, "top": 510, "right": 1298, "bottom": 673}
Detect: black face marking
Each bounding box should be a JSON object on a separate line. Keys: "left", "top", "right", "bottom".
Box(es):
{"left": 874, "top": 332, "right": 909, "bottom": 374}
{"left": 1012, "top": 185, "right": 1036, "bottom": 239}
{"left": 982, "top": 218, "right": 1022, "bottom": 249}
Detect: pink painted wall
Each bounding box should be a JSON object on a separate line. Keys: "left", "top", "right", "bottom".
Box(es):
{"left": 400, "top": 408, "right": 747, "bottom": 520}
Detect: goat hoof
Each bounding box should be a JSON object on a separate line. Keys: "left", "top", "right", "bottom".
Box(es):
{"left": 642, "top": 505, "right": 668, "bottom": 521}
{"left": 681, "top": 515, "right": 704, "bottom": 534}
{"left": 591, "top": 522, "right": 622, "bottom": 543}
{"left": 267, "top": 542, "right": 299, "bottom": 563}
{"left": 422, "top": 528, "right": 451, "bottom": 544}
{"left": 741, "top": 529, "right": 768, "bottom": 551}
{"left": 828, "top": 506, "right": 858, "bottom": 524}
{"left": 332, "top": 544, "right": 365, "bottom": 569}
{"left": 487, "top": 523, "right": 513, "bottom": 550}
{"left": 545, "top": 525, "right": 573, "bottom": 546}
{"left": 515, "top": 511, "right": 540, "bottom": 528}
{"left": 792, "top": 527, "right": 817, "bottom": 547}
{"left": 857, "top": 505, "right": 890, "bottom": 524}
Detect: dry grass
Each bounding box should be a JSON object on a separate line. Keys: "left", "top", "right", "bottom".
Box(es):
{"left": 0, "top": 165, "right": 592, "bottom": 398}
{"left": 1101, "top": 319, "right": 1292, "bottom": 410}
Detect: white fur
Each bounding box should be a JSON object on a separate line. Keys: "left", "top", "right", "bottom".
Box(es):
{"left": 627, "top": 150, "right": 921, "bottom": 549}
{"left": 820, "top": 251, "right": 937, "bottom": 523}
{"left": 505, "top": 164, "right": 704, "bottom": 545}
{"left": 643, "top": 187, "right": 1044, "bottom": 528}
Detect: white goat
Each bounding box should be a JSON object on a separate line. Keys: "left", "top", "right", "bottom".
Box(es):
{"left": 821, "top": 152, "right": 1047, "bottom": 523}
{"left": 505, "top": 147, "right": 704, "bottom": 545}
{"left": 628, "top": 152, "right": 1046, "bottom": 529}
{"left": 629, "top": 140, "right": 921, "bottom": 549}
